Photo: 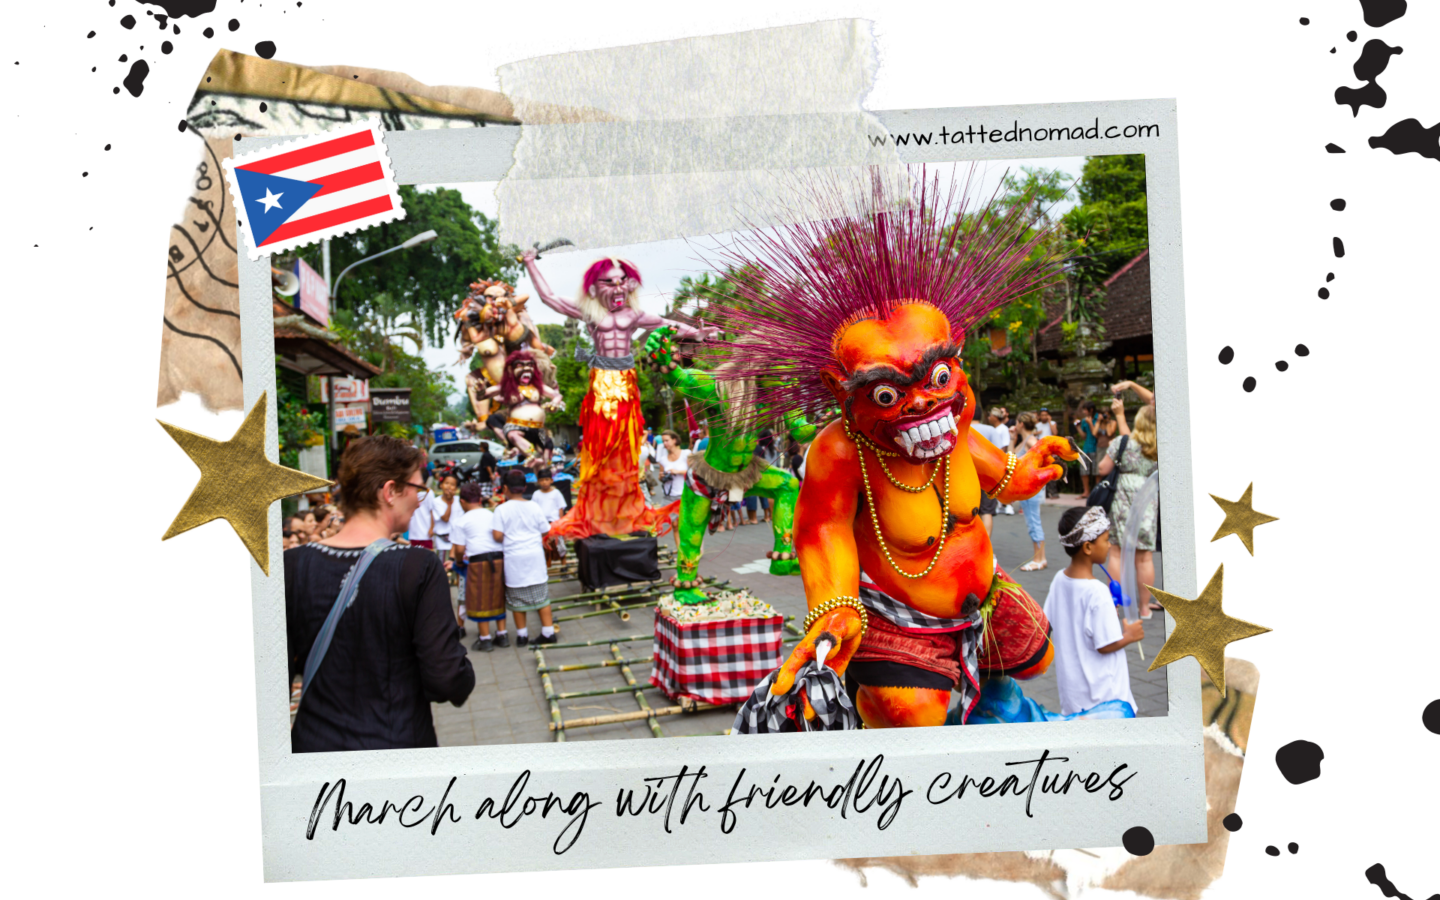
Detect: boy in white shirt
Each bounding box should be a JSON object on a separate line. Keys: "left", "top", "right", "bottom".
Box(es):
{"left": 430, "top": 473, "right": 462, "bottom": 570}
{"left": 492, "top": 470, "right": 557, "bottom": 647}
{"left": 1043, "top": 505, "right": 1145, "bottom": 716}
{"left": 451, "top": 482, "right": 507, "bottom": 652}
{"left": 531, "top": 468, "right": 569, "bottom": 567}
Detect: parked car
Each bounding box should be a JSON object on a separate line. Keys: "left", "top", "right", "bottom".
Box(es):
{"left": 428, "top": 438, "right": 505, "bottom": 471}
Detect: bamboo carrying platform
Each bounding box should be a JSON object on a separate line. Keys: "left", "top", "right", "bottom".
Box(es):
{"left": 528, "top": 578, "right": 806, "bottom": 741}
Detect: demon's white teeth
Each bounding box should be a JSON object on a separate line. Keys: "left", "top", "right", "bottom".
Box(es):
{"left": 896, "top": 432, "right": 914, "bottom": 454}
{"left": 924, "top": 421, "right": 939, "bottom": 441}
{"left": 944, "top": 413, "right": 957, "bottom": 433}
{"left": 904, "top": 426, "right": 923, "bottom": 444}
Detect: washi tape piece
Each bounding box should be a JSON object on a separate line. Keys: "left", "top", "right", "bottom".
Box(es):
{"left": 222, "top": 117, "right": 405, "bottom": 260}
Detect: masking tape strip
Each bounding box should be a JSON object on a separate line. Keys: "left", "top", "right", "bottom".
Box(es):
{"left": 495, "top": 19, "right": 902, "bottom": 250}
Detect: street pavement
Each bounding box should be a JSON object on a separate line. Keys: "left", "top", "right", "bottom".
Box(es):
{"left": 433, "top": 492, "right": 1168, "bottom": 747}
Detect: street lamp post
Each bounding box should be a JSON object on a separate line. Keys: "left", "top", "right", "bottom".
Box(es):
{"left": 329, "top": 228, "right": 439, "bottom": 305}
{"left": 323, "top": 229, "right": 439, "bottom": 470}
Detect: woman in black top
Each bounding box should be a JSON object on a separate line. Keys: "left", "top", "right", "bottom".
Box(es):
{"left": 285, "top": 435, "right": 475, "bottom": 752}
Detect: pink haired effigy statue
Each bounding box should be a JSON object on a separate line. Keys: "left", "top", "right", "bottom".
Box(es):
{"left": 522, "top": 250, "right": 716, "bottom": 538}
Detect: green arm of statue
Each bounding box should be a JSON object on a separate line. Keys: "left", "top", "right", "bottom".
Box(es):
{"left": 644, "top": 326, "right": 717, "bottom": 403}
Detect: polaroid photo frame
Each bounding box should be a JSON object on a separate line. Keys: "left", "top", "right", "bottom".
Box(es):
{"left": 238, "top": 97, "right": 1204, "bottom": 881}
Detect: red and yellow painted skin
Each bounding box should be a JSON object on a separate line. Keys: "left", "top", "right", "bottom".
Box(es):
{"left": 772, "top": 302, "right": 1076, "bottom": 727}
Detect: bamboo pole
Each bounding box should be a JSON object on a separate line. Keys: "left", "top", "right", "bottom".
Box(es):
{"left": 613, "top": 643, "right": 664, "bottom": 737}
{"left": 552, "top": 683, "right": 655, "bottom": 700}
{"left": 536, "top": 656, "right": 651, "bottom": 674}
{"left": 526, "top": 633, "right": 651, "bottom": 651}
{"left": 550, "top": 702, "right": 726, "bottom": 731}
{"left": 548, "top": 562, "right": 678, "bottom": 585}
{"left": 533, "top": 647, "right": 566, "bottom": 742}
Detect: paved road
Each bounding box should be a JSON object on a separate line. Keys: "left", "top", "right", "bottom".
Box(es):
{"left": 433, "top": 495, "right": 1168, "bottom": 747}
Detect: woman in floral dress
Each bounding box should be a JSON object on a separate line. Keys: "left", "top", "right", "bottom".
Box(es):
{"left": 1097, "top": 400, "right": 1160, "bottom": 618}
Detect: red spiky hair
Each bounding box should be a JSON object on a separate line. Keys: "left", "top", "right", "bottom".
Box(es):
{"left": 704, "top": 165, "right": 1064, "bottom": 416}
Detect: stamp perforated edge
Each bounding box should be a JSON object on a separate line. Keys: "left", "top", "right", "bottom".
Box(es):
{"left": 221, "top": 116, "right": 406, "bottom": 261}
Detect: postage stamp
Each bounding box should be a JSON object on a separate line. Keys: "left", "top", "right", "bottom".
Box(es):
{"left": 222, "top": 116, "right": 405, "bottom": 260}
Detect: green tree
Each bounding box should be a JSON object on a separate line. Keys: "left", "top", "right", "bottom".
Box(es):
{"left": 323, "top": 186, "right": 519, "bottom": 346}
{"left": 331, "top": 311, "right": 456, "bottom": 432}
{"left": 1067, "top": 154, "right": 1148, "bottom": 287}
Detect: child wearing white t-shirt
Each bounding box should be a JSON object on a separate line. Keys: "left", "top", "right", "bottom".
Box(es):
{"left": 492, "top": 470, "right": 557, "bottom": 647}
{"left": 1043, "top": 505, "right": 1145, "bottom": 716}
{"left": 452, "top": 482, "right": 507, "bottom": 652}
{"left": 531, "top": 469, "right": 569, "bottom": 567}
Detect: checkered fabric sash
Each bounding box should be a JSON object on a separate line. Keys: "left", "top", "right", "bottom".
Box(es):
{"left": 650, "top": 612, "right": 783, "bottom": 706}
{"left": 858, "top": 571, "right": 980, "bottom": 633}
{"left": 731, "top": 658, "right": 860, "bottom": 734}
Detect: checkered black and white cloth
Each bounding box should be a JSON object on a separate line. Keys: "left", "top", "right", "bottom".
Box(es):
{"left": 731, "top": 658, "right": 860, "bottom": 734}
{"left": 650, "top": 611, "right": 784, "bottom": 706}
{"left": 858, "top": 572, "right": 978, "bottom": 633}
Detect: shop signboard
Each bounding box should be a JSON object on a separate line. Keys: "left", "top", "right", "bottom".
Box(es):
{"left": 370, "top": 388, "right": 412, "bottom": 423}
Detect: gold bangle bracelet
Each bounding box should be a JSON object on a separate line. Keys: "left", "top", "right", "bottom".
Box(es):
{"left": 802, "top": 595, "right": 869, "bottom": 637}
{"left": 988, "top": 453, "right": 1018, "bottom": 499}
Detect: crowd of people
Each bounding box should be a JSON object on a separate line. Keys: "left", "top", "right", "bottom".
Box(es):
{"left": 638, "top": 424, "right": 806, "bottom": 530}
{"left": 281, "top": 374, "right": 1160, "bottom": 750}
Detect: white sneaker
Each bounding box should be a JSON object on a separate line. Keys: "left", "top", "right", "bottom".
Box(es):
{"left": 1003, "top": 504, "right": 1015, "bottom": 515}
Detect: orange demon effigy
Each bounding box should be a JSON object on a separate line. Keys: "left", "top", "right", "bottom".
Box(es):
{"left": 719, "top": 168, "right": 1080, "bottom": 732}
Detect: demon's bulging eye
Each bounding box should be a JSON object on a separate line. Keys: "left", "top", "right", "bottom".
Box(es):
{"left": 871, "top": 384, "right": 900, "bottom": 407}
{"left": 931, "top": 362, "right": 951, "bottom": 388}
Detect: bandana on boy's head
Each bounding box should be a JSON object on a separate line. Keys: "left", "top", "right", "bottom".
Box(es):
{"left": 1060, "top": 506, "right": 1111, "bottom": 548}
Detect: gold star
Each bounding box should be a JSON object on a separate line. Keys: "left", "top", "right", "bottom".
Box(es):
{"left": 159, "top": 392, "right": 331, "bottom": 575}
{"left": 1147, "top": 565, "right": 1270, "bottom": 696}
{"left": 1209, "top": 482, "right": 1278, "bottom": 555}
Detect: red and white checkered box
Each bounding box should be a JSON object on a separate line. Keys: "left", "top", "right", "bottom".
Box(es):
{"left": 650, "top": 610, "right": 784, "bottom": 706}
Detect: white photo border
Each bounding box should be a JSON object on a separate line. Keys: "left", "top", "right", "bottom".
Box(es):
{"left": 240, "top": 97, "right": 1205, "bottom": 881}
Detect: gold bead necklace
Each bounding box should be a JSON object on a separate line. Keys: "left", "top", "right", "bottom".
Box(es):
{"left": 855, "top": 442, "right": 951, "bottom": 579}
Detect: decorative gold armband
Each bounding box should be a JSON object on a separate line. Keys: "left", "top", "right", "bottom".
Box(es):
{"left": 802, "top": 595, "right": 869, "bottom": 637}
{"left": 987, "top": 452, "right": 1019, "bottom": 500}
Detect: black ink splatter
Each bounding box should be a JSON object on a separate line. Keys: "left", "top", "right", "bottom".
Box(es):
{"left": 203, "top": 26, "right": 214, "bottom": 37}
{"left": 1423, "top": 699, "right": 1440, "bottom": 734}
{"left": 1348, "top": 30, "right": 1358, "bottom": 41}
{"left": 161, "top": 41, "right": 173, "bottom": 54}
{"left": 120, "top": 59, "right": 150, "bottom": 97}
{"left": 1295, "top": 344, "right": 1309, "bottom": 356}
{"left": 1318, "top": 287, "right": 1330, "bottom": 299}
{"left": 1222, "top": 813, "right": 1242, "bottom": 832}
{"left": 1243, "top": 376, "right": 1256, "bottom": 392}
{"left": 228, "top": 18, "right": 240, "bottom": 31}
{"left": 1365, "top": 863, "right": 1428, "bottom": 900}
{"left": 87, "top": 30, "right": 96, "bottom": 38}
{"left": 1219, "top": 346, "right": 1234, "bottom": 365}
{"left": 1266, "top": 845, "right": 1280, "bottom": 856}
{"left": 1369, "top": 119, "right": 1440, "bottom": 162}
{"left": 121, "top": 14, "right": 136, "bottom": 29}
{"left": 178, "top": 119, "right": 189, "bottom": 132}
{"left": 1288, "top": 842, "right": 1299, "bottom": 854}
{"left": 1122, "top": 826, "right": 1154, "bottom": 856}
{"left": 1275, "top": 739, "right": 1324, "bottom": 784}
{"left": 255, "top": 40, "right": 276, "bottom": 59}
{"left": 82, "top": 172, "right": 88, "bottom": 178}
{"left": 112, "top": 87, "right": 120, "bottom": 94}
{"left": 1330, "top": 47, "right": 1337, "bottom": 54}
{"left": 1336, "top": 40, "right": 1403, "bottom": 116}
{"left": 1331, "top": 198, "right": 1346, "bottom": 210}
{"left": 139, "top": 1, "right": 218, "bottom": 15}
{"left": 259, "top": 101, "right": 268, "bottom": 112}
{"left": 1326, "top": 272, "right": 1335, "bottom": 281}
{"left": 1276, "top": 360, "right": 1289, "bottom": 371}
{"left": 119, "top": 54, "right": 128, "bottom": 62}
{"left": 1353, "top": 0, "right": 1411, "bottom": 27}
{"left": 104, "top": 144, "right": 111, "bottom": 151}
{"left": 1334, "top": 237, "right": 1346, "bottom": 257}
{"left": 1326, "top": 143, "right": 1346, "bottom": 153}
{"left": 1337, "top": 82, "right": 1387, "bottom": 116}
{"left": 1298, "top": 17, "right": 1309, "bottom": 25}
{"left": 173, "top": 24, "right": 179, "bottom": 34}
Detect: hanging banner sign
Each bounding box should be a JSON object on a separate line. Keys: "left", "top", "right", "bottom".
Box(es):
{"left": 334, "top": 403, "right": 369, "bottom": 429}
{"left": 319, "top": 377, "right": 370, "bottom": 403}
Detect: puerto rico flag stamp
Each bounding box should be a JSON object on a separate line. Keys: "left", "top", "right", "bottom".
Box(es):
{"left": 222, "top": 117, "right": 405, "bottom": 260}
